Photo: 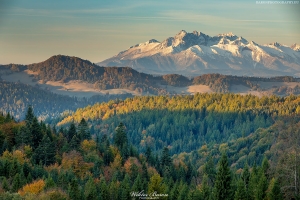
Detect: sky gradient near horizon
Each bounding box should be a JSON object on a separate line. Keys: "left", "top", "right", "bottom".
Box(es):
{"left": 0, "top": 0, "right": 299, "bottom": 64}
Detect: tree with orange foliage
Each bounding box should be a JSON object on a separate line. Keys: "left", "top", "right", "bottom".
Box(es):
{"left": 61, "top": 150, "right": 94, "bottom": 178}
{"left": 18, "top": 179, "right": 45, "bottom": 196}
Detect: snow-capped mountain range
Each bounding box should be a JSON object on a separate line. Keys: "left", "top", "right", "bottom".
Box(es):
{"left": 98, "top": 30, "right": 300, "bottom": 77}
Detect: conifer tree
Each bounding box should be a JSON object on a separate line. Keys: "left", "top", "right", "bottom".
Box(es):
{"left": 98, "top": 177, "right": 109, "bottom": 200}
{"left": 214, "top": 154, "right": 232, "bottom": 200}
{"left": 203, "top": 155, "right": 216, "bottom": 185}
{"left": 78, "top": 118, "right": 90, "bottom": 141}
{"left": 84, "top": 176, "right": 97, "bottom": 200}
{"left": 267, "top": 178, "right": 283, "bottom": 200}
{"left": 114, "top": 122, "right": 128, "bottom": 149}
{"left": 45, "top": 175, "right": 56, "bottom": 189}
{"left": 68, "top": 178, "right": 81, "bottom": 200}
{"left": 2, "top": 177, "right": 9, "bottom": 191}
{"left": 67, "top": 122, "right": 77, "bottom": 143}
{"left": 255, "top": 171, "right": 268, "bottom": 200}
{"left": 234, "top": 178, "right": 247, "bottom": 200}
{"left": 200, "top": 174, "right": 211, "bottom": 200}
{"left": 33, "top": 135, "right": 55, "bottom": 165}
{"left": 11, "top": 173, "right": 21, "bottom": 192}
{"left": 132, "top": 174, "right": 143, "bottom": 192}
{"left": 25, "top": 106, "right": 34, "bottom": 125}
{"left": 161, "top": 147, "right": 171, "bottom": 168}
{"left": 31, "top": 117, "right": 43, "bottom": 149}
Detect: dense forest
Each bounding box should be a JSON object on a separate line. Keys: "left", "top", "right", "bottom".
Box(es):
{"left": 57, "top": 93, "right": 299, "bottom": 155}
{"left": 53, "top": 93, "right": 300, "bottom": 199}
{"left": 0, "top": 81, "right": 132, "bottom": 120}
{"left": 0, "top": 106, "right": 299, "bottom": 199}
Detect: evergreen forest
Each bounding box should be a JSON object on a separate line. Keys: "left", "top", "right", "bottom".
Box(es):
{"left": 0, "top": 93, "right": 299, "bottom": 199}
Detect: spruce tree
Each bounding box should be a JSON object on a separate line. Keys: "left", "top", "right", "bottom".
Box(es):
{"left": 234, "top": 178, "right": 247, "bottom": 200}
{"left": 132, "top": 174, "right": 143, "bottom": 192}
{"left": 11, "top": 173, "right": 21, "bottom": 192}
{"left": 33, "top": 135, "right": 55, "bottom": 165}
{"left": 67, "top": 122, "right": 77, "bottom": 143}
{"left": 68, "top": 178, "right": 81, "bottom": 200}
{"left": 161, "top": 147, "right": 171, "bottom": 168}
{"left": 114, "top": 122, "right": 128, "bottom": 149}
{"left": 84, "top": 176, "right": 97, "bottom": 200}
{"left": 45, "top": 175, "right": 56, "bottom": 189}
{"left": 2, "top": 177, "right": 9, "bottom": 191}
{"left": 31, "top": 117, "right": 43, "bottom": 149}
{"left": 214, "top": 154, "right": 232, "bottom": 200}
{"left": 25, "top": 105, "right": 34, "bottom": 125}
{"left": 267, "top": 178, "right": 283, "bottom": 200}
{"left": 98, "top": 177, "right": 109, "bottom": 200}
{"left": 78, "top": 118, "right": 90, "bottom": 141}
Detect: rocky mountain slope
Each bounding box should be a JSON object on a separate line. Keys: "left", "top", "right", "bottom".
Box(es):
{"left": 98, "top": 30, "right": 300, "bottom": 77}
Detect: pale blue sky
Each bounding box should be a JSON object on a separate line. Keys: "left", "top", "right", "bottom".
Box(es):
{"left": 0, "top": 0, "right": 299, "bottom": 64}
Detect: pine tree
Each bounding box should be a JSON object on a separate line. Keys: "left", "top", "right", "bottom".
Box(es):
{"left": 11, "top": 173, "right": 21, "bottom": 192}
{"left": 98, "top": 177, "right": 109, "bottom": 200}
{"left": 69, "top": 135, "right": 80, "bottom": 151}
{"left": 262, "top": 157, "right": 270, "bottom": 180}
{"left": 33, "top": 135, "right": 55, "bottom": 165}
{"left": 68, "top": 178, "right": 81, "bottom": 200}
{"left": 27, "top": 172, "right": 33, "bottom": 183}
{"left": 67, "top": 122, "right": 77, "bottom": 143}
{"left": 169, "top": 181, "right": 180, "bottom": 200}
{"left": 45, "top": 175, "right": 56, "bottom": 189}
{"left": 203, "top": 155, "right": 216, "bottom": 185}
{"left": 2, "top": 177, "right": 10, "bottom": 191}
{"left": 31, "top": 117, "right": 43, "bottom": 149}
{"left": 78, "top": 118, "right": 90, "bottom": 141}
{"left": 16, "top": 126, "right": 32, "bottom": 147}
{"left": 214, "top": 154, "right": 232, "bottom": 200}
{"left": 132, "top": 174, "right": 143, "bottom": 192}
{"left": 1, "top": 138, "right": 9, "bottom": 153}
{"left": 255, "top": 170, "right": 268, "bottom": 200}
{"left": 120, "top": 174, "right": 131, "bottom": 200}
{"left": 161, "top": 147, "right": 171, "bottom": 168}
{"left": 234, "top": 178, "right": 247, "bottom": 200}
{"left": 25, "top": 106, "right": 34, "bottom": 125}
{"left": 267, "top": 178, "right": 283, "bottom": 200}
{"left": 84, "top": 176, "right": 97, "bottom": 200}
{"left": 114, "top": 122, "right": 128, "bottom": 149}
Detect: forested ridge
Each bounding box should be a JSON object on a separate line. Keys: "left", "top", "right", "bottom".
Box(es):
{"left": 58, "top": 94, "right": 299, "bottom": 157}
{"left": 2, "top": 55, "right": 300, "bottom": 96}
{"left": 25, "top": 55, "right": 300, "bottom": 94}
{"left": 0, "top": 81, "right": 132, "bottom": 120}
{"left": 0, "top": 106, "right": 299, "bottom": 199}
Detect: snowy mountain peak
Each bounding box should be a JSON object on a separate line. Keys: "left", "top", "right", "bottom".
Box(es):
{"left": 145, "top": 39, "right": 160, "bottom": 44}
{"left": 270, "top": 42, "right": 282, "bottom": 47}
{"left": 177, "top": 30, "right": 187, "bottom": 36}
{"left": 250, "top": 41, "right": 259, "bottom": 46}
{"left": 98, "top": 30, "right": 300, "bottom": 77}
{"left": 291, "top": 43, "right": 300, "bottom": 51}
{"left": 218, "top": 32, "right": 236, "bottom": 37}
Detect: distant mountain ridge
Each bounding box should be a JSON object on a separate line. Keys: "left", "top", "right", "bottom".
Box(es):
{"left": 2, "top": 55, "right": 300, "bottom": 98}
{"left": 98, "top": 30, "right": 300, "bottom": 77}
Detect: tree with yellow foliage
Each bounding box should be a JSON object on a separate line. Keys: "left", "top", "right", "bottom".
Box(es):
{"left": 18, "top": 179, "right": 45, "bottom": 196}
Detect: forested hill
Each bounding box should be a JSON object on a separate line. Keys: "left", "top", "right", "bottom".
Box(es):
{"left": 26, "top": 55, "right": 167, "bottom": 94}
{"left": 0, "top": 81, "right": 133, "bottom": 120}
{"left": 53, "top": 93, "right": 300, "bottom": 199}
{"left": 2, "top": 55, "right": 300, "bottom": 96}
{"left": 57, "top": 93, "right": 300, "bottom": 162}
{"left": 0, "top": 104, "right": 299, "bottom": 199}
